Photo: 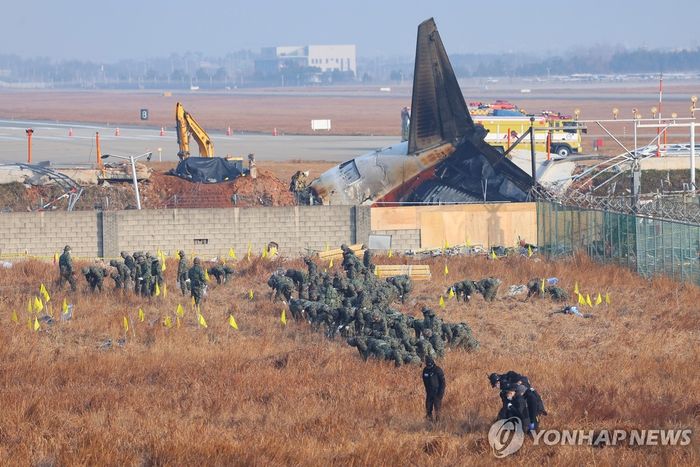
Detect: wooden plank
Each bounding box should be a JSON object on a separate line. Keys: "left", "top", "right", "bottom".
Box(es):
{"left": 374, "top": 264, "right": 432, "bottom": 280}
{"left": 317, "top": 244, "right": 364, "bottom": 261}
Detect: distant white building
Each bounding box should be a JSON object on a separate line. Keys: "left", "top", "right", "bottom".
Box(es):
{"left": 256, "top": 45, "right": 357, "bottom": 77}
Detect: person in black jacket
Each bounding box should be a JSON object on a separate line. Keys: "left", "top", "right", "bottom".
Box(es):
{"left": 422, "top": 356, "right": 446, "bottom": 421}
{"left": 499, "top": 384, "right": 530, "bottom": 429}
{"left": 489, "top": 371, "right": 546, "bottom": 431}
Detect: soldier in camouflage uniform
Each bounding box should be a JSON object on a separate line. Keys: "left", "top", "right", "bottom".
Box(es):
{"left": 285, "top": 268, "right": 307, "bottom": 298}
{"left": 386, "top": 275, "right": 412, "bottom": 303}
{"left": 304, "top": 257, "right": 321, "bottom": 301}
{"left": 341, "top": 244, "right": 361, "bottom": 276}
{"left": 448, "top": 279, "right": 479, "bottom": 303}
{"left": 187, "top": 257, "right": 207, "bottom": 306}
{"left": 448, "top": 323, "right": 480, "bottom": 350}
{"left": 208, "top": 261, "right": 235, "bottom": 285}
{"left": 58, "top": 245, "right": 77, "bottom": 292}
{"left": 136, "top": 255, "right": 152, "bottom": 297}
{"left": 268, "top": 273, "right": 295, "bottom": 303}
{"left": 109, "top": 259, "right": 131, "bottom": 291}
{"left": 121, "top": 251, "right": 137, "bottom": 284}
{"left": 477, "top": 277, "right": 501, "bottom": 301}
{"left": 416, "top": 329, "right": 437, "bottom": 361}
{"left": 150, "top": 254, "right": 164, "bottom": 295}
{"left": 176, "top": 250, "right": 189, "bottom": 295}
{"left": 363, "top": 249, "right": 374, "bottom": 273}
{"left": 82, "top": 264, "right": 108, "bottom": 293}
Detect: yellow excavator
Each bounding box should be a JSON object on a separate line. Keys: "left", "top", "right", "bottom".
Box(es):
{"left": 175, "top": 102, "right": 214, "bottom": 160}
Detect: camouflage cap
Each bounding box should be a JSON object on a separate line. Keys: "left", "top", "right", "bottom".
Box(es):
{"left": 64, "top": 245, "right": 71, "bottom": 251}
{"left": 178, "top": 250, "right": 185, "bottom": 256}
{"left": 109, "top": 260, "right": 118, "bottom": 267}
{"left": 194, "top": 257, "right": 201, "bottom": 265}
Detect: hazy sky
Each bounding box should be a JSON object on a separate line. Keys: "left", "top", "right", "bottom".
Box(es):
{"left": 3, "top": 0, "right": 699, "bottom": 61}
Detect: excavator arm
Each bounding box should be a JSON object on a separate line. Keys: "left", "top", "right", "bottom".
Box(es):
{"left": 175, "top": 102, "right": 215, "bottom": 159}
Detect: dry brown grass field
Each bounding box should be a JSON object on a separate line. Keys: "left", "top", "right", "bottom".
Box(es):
{"left": 0, "top": 252, "right": 698, "bottom": 465}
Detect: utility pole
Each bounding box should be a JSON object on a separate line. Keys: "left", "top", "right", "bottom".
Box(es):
{"left": 529, "top": 117, "right": 536, "bottom": 185}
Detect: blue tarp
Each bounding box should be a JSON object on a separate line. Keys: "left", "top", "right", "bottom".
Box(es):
{"left": 170, "top": 157, "right": 244, "bottom": 183}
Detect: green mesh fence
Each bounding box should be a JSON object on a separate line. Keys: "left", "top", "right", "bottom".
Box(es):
{"left": 537, "top": 202, "right": 700, "bottom": 285}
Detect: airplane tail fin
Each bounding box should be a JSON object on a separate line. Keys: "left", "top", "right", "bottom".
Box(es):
{"left": 408, "top": 18, "right": 474, "bottom": 154}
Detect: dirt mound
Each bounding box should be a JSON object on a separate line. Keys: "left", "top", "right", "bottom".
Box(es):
{"left": 0, "top": 167, "right": 295, "bottom": 212}
{"left": 144, "top": 169, "right": 294, "bottom": 209}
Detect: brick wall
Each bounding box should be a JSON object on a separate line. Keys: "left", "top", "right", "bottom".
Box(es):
{"left": 370, "top": 229, "right": 421, "bottom": 251}
{"left": 0, "top": 206, "right": 371, "bottom": 259}
{"left": 0, "top": 211, "right": 99, "bottom": 258}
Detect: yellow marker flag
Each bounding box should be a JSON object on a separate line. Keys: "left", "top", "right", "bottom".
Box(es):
{"left": 388, "top": 249, "right": 393, "bottom": 258}
{"left": 228, "top": 314, "right": 238, "bottom": 330}
{"left": 280, "top": 309, "right": 287, "bottom": 326}
{"left": 154, "top": 282, "right": 161, "bottom": 297}
{"left": 191, "top": 296, "right": 196, "bottom": 308}
{"left": 325, "top": 242, "right": 330, "bottom": 252}
{"left": 198, "top": 312, "right": 208, "bottom": 329}
{"left": 540, "top": 278, "right": 546, "bottom": 294}
{"left": 123, "top": 316, "right": 129, "bottom": 333}
{"left": 62, "top": 298, "right": 68, "bottom": 314}
{"left": 161, "top": 259, "right": 166, "bottom": 272}
{"left": 138, "top": 308, "right": 145, "bottom": 322}
{"left": 40, "top": 283, "right": 50, "bottom": 302}
{"left": 228, "top": 247, "right": 236, "bottom": 259}
{"left": 443, "top": 239, "right": 449, "bottom": 250}
{"left": 465, "top": 238, "right": 471, "bottom": 248}
{"left": 176, "top": 303, "right": 184, "bottom": 317}
{"left": 448, "top": 287, "right": 455, "bottom": 299}
{"left": 53, "top": 252, "right": 59, "bottom": 263}
{"left": 34, "top": 296, "right": 43, "bottom": 313}
{"left": 439, "top": 295, "right": 446, "bottom": 309}
{"left": 11, "top": 310, "right": 18, "bottom": 324}
{"left": 527, "top": 245, "right": 533, "bottom": 257}
{"left": 163, "top": 316, "right": 173, "bottom": 328}
{"left": 574, "top": 282, "right": 579, "bottom": 295}
{"left": 27, "top": 299, "right": 33, "bottom": 314}
{"left": 204, "top": 269, "right": 210, "bottom": 282}
{"left": 248, "top": 289, "right": 254, "bottom": 300}
{"left": 585, "top": 294, "right": 593, "bottom": 308}
{"left": 605, "top": 292, "right": 611, "bottom": 305}
{"left": 444, "top": 264, "right": 449, "bottom": 276}
{"left": 262, "top": 247, "right": 268, "bottom": 259}
{"left": 247, "top": 242, "right": 252, "bottom": 261}
{"left": 33, "top": 317, "right": 40, "bottom": 332}
{"left": 595, "top": 293, "right": 602, "bottom": 306}
{"left": 578, "top": 293, "right": 585, "bottom": 306}
{"left": 329, "top": 258, "right": 334, "bottom": 269}
{"left": 491, "top": 251, "right": 498, "bottom": 260}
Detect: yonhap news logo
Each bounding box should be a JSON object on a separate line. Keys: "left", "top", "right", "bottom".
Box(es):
{"left": 487, "top": 422, "right": 692, "bottom": 458}
{"left": 488, "top": 417, "right": 524, "bottom": 458}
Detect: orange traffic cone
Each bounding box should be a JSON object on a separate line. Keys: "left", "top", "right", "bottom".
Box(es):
{"left": 160, "top": 126, "right": 165, "bottom": 136}
{"left": 115, "top": 128, "right": 120, "bottom": 136}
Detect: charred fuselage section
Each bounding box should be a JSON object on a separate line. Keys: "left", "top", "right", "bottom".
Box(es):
{"left": 309, "top": 18, "right": 535, "bottom": 206}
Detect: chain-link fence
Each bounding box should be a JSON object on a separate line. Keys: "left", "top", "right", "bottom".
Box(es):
{"left": 537, "top": 201, "right": 700, "bottom": 285}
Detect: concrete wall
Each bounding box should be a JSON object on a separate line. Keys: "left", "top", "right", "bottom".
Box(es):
{"left": 0, "top": 206, "right": 370, "bottom": 259}
{"left": 0, "top": 211, "right": 100, "bottom": 258}
{"left": 0, "top": 203, "right": 538, "bottom": 258}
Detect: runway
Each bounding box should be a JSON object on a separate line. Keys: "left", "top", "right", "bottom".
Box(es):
{"left": 0, "top": 119, "right": 397, "bottom": 165}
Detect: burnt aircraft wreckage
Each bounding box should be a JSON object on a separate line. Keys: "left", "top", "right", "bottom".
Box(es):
{"left": 309, "top": 18, "right": 536, "bottom": 205}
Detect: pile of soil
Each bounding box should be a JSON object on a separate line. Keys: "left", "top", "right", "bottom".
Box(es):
{"left": 0, "top": 168, "right": 295, "bottom": 212}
